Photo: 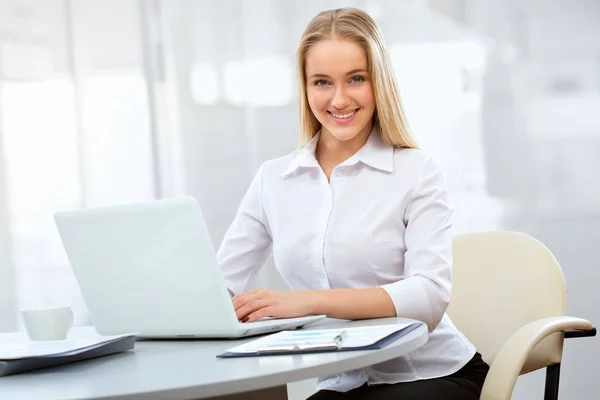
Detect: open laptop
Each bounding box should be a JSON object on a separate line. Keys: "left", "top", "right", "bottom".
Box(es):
{"left": 53, "top": 196, "right": 325, "bottom": 338}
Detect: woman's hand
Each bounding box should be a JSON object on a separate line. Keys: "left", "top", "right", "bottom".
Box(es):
{"left": 232, "top": 288, "right": 316, "bottom": 323}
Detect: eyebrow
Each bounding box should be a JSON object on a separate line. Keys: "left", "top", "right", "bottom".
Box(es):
{"left": 309, "top": 69, "right": 368, "bottom": 79}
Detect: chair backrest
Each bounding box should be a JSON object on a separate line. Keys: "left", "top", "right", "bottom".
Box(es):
{"left": 447, "top": 231, "right": 567, "bottom": 373}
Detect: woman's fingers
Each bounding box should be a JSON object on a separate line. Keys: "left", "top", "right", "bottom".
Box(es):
{"left": 232, "top": 289, "right": 306, "bottom": 322}
{"left": 235, "top": 298, "right": 272, "bottom": 321}
{"left": 232, "top": 289, "right": 269, "bottom": 309}
{"left": 245, "top": 306, "right": 276, "bottom": 323}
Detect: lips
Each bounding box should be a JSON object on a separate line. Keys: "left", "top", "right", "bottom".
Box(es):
{"left": 326, "top": 108, "right": 360, "bottom": 126}
{"left": 327, "top": 109, "right": 359, "bottom": 119}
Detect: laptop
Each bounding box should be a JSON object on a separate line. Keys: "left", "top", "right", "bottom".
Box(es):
{"left": 53, "top": 196, "right": 325, "bottom": 338}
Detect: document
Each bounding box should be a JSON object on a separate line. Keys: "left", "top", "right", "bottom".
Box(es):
{"left": 218, "top": 322, "right": 421, "bottom": 358}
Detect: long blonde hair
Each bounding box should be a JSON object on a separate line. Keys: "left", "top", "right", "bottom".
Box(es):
{"left": 296, "top": 8, "right": 418, "bottom": 149}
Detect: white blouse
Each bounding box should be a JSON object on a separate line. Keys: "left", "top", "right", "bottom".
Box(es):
{"left": 216, "top": 128, "right": 475, "bottom": 392}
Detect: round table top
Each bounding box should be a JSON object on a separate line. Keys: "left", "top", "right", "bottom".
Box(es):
{"left": 0, "top": 317, "right": 428, "bottom": 399}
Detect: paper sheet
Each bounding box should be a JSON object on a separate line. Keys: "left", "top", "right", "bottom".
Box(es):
{"left": 227, "top": 323, "right": 413, "bottom": 354}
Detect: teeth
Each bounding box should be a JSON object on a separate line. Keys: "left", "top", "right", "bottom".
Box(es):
{"left": 331, "top": 110, "right": 356, "bottom": 119}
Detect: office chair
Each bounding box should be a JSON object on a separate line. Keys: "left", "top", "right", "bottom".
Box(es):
{"left": 447, "top": 231, "right": 596, "bottom": 400}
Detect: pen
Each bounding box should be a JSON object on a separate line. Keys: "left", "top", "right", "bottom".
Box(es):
{"left": 334, "top": 330, "right": 347, "bottom": 348}
{"left": 255, "top": 330, "right": 349, "bottom": 354}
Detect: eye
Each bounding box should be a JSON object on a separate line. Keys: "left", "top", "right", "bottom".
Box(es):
{"left": 314, "top": 79, "right": 329, "bottom": 87}
{"left": 350, "top": 75, "right": 364, "bottom": 83}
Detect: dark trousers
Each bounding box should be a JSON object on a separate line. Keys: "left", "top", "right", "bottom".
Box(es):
{"left": 307, "top": 352, "right": 489, "bottom": 400}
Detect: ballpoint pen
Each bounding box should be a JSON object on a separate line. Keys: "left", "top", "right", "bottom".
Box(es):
{"left": 256, "top": 330, "right": 349, "bottom": 353}
{"left": 333, "top": 330, "right": 347, "bottom": 348}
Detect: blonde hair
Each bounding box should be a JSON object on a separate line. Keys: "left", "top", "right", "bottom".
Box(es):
{"left": 296, "top": 8, "right": 418, "bottom": 149}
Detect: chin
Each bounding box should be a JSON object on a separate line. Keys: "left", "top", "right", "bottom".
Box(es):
{"left": 322, "top": 122, "right": 370, "bottom": 142}
{"left": 328, "top": 130, "right": 361, "bottom": 141}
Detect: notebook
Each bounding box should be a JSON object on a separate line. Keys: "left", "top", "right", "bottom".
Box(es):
{"left": 217, "top": 322, "right": 422, "bottom": 358}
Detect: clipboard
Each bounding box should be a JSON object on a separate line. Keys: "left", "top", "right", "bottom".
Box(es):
{"left": 217, "top": 322, "right": 422, "bottom": 358}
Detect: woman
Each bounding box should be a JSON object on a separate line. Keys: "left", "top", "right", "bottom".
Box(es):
{"left": 216, "top": 7, "right": 489, "bottom": 399}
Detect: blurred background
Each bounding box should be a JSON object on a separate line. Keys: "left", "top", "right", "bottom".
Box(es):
{"left": 0, "top": 0, "right": 598, "bottom": 398}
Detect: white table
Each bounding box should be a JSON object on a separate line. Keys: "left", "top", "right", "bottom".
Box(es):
{"left": 0, "top": 317, "right": 428, "bottom": 400}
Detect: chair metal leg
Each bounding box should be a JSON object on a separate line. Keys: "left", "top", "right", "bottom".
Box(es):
{"left": 544, "top": 363, "right": 561, "bottom": 400}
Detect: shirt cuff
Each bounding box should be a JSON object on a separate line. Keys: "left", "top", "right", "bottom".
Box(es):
{"left": 380, "top": 279, "right": 435, "bottom": 331}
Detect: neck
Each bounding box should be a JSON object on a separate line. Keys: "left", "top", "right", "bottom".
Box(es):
{"left": 316, "top": 122, "right": 373, "bottom": 166}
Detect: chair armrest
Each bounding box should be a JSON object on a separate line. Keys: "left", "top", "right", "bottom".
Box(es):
{"left": 480, "top": 316, "right": 593, "bottom": 400}
{"left": 564, "top": 327, "right": 596, "bottom": 339}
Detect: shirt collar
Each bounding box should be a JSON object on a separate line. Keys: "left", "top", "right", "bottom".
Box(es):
{"left": 281, "top": 126, "right": 394, "bottom": 177}
{"left": 280, "top": 133, "right": 321, "bottom": 177}
{"left": 352, "top": 126, "right": 395, "bottom": 172}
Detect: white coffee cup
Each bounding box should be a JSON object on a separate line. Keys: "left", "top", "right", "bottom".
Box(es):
{"left": 21, "top": 306, "right": 74, "bottom": 341}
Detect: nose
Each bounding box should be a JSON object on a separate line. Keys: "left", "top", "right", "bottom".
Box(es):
{"left": 331, "top": 86, "right": 350, "bottom": 109}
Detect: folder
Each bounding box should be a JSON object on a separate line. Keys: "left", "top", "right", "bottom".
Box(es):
{"left": 217, "top": 322, "right": 422, "bottom": 358}
{"left": 0, "top": 327, "right": 136, "bottom": 377}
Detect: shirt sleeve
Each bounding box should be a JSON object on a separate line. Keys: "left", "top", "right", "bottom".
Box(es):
{"left": 216, "top": 165, "right": 273, "bottom": 296}
{"left": 380, "top": 155, "right": 453, "bottom": 332}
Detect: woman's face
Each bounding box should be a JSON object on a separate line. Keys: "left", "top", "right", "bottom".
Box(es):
{"left": 305, "top": 38, "right": 375, "bottom": 143}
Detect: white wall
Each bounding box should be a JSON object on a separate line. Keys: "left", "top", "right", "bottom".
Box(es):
{"left": 0, "top": 103, "right": 17, "bottom": 332}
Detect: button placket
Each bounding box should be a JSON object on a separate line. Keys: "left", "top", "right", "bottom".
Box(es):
{"left": 322, "top": 167, "right": 349, "bottom": 289}
{"left": 318, "top": 175, "right": 335, "bottom": 289}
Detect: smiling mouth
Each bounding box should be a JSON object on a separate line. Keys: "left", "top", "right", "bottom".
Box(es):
{"left": 327, "top": 109, "right": 359, "bottom": 119}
